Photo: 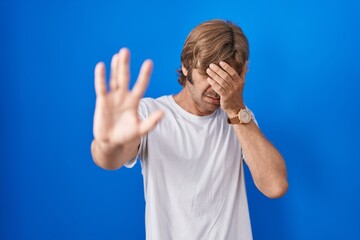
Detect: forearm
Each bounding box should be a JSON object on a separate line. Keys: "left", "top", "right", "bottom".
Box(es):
{"left": 205, "top": 60, "right": 287, "bottom": 197}
{"left": 232, "top": 120, "right": 288, "bottom": 198}
{"left": 91, "top": 138, "right": 140, "bottom": 170}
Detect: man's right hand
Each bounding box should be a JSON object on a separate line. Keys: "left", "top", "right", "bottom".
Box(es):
{"left": 93, "top": 48, "right": 164, "bottom": 153}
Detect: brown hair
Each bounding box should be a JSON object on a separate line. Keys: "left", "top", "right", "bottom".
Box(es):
{"left": 177, "top": 19, "right": 249, "bottom": 86}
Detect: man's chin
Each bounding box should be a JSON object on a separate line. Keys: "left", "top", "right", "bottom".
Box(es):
{"left": 204, "top": 101, "right": 220, "bottom": 113}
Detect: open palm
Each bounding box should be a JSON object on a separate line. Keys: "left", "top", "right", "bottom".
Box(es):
{"left": 93, "top": 48, "right": 163, "bottom": 146}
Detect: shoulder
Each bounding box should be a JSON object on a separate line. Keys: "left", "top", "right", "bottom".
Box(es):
{"left": 140, "top": 95, "right": 172, "bottom": 109}
{"left": 138, "top": 95, "right": 174, "bottom": 117}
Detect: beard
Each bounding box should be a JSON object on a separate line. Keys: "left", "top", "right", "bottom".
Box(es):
{"left": 200, "top": 89, "right": 221, "bottom": 114}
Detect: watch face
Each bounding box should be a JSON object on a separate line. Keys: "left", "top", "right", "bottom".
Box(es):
{"left": 239, "top": 109, "right": 252, "bottom": 124}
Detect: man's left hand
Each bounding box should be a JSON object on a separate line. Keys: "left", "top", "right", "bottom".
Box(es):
{"left": 206, "top": 61, "right": 248, "bottom": 116}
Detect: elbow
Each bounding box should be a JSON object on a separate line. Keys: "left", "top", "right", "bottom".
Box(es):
{"left": 92, "top": 157, "right": 123, "bottom": 171}
{"left": 264, "top": 179, "right": 288, "bottom": 199}
{"left": 90, "top": 140, "right": 124, "bottom": 170}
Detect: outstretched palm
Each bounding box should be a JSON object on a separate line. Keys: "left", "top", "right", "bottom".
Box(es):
{"left": 93, "top": 48, "right": 163, "bottom": 146}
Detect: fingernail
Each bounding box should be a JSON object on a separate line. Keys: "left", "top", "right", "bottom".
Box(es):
{"left": 112, "top": 54, "right": 118, "bottom": 62}
{"left": 120, "top": 48, "right": 128, "bottom": 54}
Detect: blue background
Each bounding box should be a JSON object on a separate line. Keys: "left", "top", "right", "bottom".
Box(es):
{"left": 1, "top": 0, "right": 360, "bottom": 239}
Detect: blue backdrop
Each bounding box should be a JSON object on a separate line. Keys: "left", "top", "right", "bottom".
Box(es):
{"left": 1, "top": 0, "right": 360, "bottom": 239}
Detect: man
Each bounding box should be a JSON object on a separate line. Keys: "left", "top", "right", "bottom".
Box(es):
{"left": 91, "top": 19, "right": 288, "bottom": 240}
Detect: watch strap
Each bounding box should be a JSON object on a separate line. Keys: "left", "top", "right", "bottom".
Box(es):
{"left": 227, "top": 108, "right": 252, "bottom": 125}
{"left": 227, "top": 116, "right": 241, "bottom": 124}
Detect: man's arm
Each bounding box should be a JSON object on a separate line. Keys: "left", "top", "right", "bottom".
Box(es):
{"left": 91, "top": 139, "right": 139, "bottom": 170}
{"left": 206, "top": 61, "right": 288, "bottom": 198}
{"left": 91, "top": 48, "right": 163, "bottom": 170}
{"left": 227, "top": 113, "right": 288, "bottom": 198}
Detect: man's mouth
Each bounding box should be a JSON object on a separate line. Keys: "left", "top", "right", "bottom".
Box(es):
{"left": 206, "top": 95, "right": 220, "bottom": 104}
{"left": 208, "top": 96, "right": 220, "bottom": 100}
{"left": 207, "top": 93, "right": 220, "bottom": 99}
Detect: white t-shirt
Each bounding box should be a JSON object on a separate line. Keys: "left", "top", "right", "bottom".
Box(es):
{"left": 125, "top": 95, "right": 253, "bottom": 240}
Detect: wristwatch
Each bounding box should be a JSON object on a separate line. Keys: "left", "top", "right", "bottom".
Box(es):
{"left": 227, "top": 108, "right": 252, "bottom": 124}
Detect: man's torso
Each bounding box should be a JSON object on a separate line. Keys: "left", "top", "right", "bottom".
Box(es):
{"left": 125, "top": 95, "right": 252, "bottom": 240}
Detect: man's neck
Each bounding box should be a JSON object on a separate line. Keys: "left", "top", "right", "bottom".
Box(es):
{"left": 173, "top": 89, "right": 214, "bottom": 116}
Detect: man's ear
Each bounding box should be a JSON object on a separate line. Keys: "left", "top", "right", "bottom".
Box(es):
{"left": 241, "top": 61, "right": 249, "bottom": 78}
{"left": 181, "top": 64, "right": 188, "bottom": 76}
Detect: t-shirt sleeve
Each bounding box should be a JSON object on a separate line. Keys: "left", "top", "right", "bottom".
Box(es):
{"left": 123, "top": 99, "right": 148, "bottom": 168}
{"left": 123, "top": 135, "right": 145, "bottom": 168}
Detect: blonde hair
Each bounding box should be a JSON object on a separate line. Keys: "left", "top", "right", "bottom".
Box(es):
{"left": 177, "top": 19, "right": 249, "bottom": 86}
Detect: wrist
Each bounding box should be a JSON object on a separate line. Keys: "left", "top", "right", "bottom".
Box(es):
{"left": 227, "top": 107, "right": 253, "bottom": 125}
{"left": 225, "top": 104, "right": 246, "bottom": 118}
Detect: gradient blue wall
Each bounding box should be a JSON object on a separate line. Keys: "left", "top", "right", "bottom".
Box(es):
{"left": 1, "top": 0, "right": 360, "bottom": 239}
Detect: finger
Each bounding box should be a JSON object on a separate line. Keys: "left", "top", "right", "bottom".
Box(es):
{"left": 208, "top": 63, "right": 234, "bottom": 86}
{"left": 138, "top": 110, "right": 164, "bottom": 136}
{"left": 207, "top": 77, "right": 226, "bottom": 96}
{"left": 206, "top": 67, "right": 230, "bottom": 92}
{"left": 109, "top": 53, "right": 119, "bottom": 91}
{"left": 94, "top": 62, "right": 107, "bottom": 96}
{"left": 219, "top": 61, "right": 246, "bottom": 81}
{"left": 131, "top": 59, "right": 153, "bottom": 99}
{"left": 117, "top": 48, "right": 130, "bottom": 93}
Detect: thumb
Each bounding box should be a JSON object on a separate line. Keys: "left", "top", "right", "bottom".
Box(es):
{"left": 138, "top": 110, "right": 164, "bottom": 136}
